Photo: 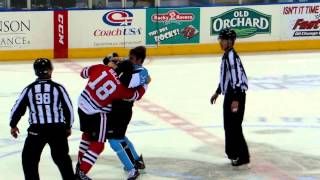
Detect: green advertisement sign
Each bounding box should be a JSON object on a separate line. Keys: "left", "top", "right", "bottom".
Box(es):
{"left": 211, "top": 8, "right": 272, "bottom": 38}
{"left": 146, "top": 8, "right": 200, "bottom": 45}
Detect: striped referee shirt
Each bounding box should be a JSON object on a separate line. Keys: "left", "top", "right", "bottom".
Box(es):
{"left": 10, "top": 79, "right": 74, "bottom": 128}
{"left": 216, "top": 48, "right": 248, "bottom": 97}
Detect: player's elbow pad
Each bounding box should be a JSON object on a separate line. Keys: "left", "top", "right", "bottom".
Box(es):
{"left": 80, "top": 67, "right": 90, "bottom": 79}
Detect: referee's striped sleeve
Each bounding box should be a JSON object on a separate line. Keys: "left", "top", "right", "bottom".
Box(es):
{"left": 227, "top": 51, "right": 243, "bottom": 93}
{"left": 58, "top": 85, "right": 74, "bottom": 128}
{"left": 10, "top": 87, "right": 29, "bottom": 128}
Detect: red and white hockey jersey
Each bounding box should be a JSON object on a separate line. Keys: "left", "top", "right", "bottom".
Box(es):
{"left": 78, "top": 64, "right": 147, "bottom": 114}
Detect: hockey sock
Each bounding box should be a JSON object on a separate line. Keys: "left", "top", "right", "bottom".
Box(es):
{"left": 109, "top": 139, "right": 135, "bottom": 170}
{"left": 80, "top": 141, "right": 105, "bottom": 174}
{"left": 78, "top": 133, "right": 91, "bottom": 163}
{"left": 124, "top": 136, "right": 140, "bottom": 160}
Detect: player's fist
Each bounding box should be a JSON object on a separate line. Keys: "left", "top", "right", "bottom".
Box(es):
{"left": 10, "top": 127, "right": 20, "bottom": 138}
{"left": 210, "top": 93, "right": 219, "bottom": 104}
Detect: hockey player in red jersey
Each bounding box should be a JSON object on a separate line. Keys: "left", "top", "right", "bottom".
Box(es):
{"left": 78, "top": 64, "right": 146, "bottom": 112}
{"left": 75, "top": 63, "right": 147, "bottom": 180}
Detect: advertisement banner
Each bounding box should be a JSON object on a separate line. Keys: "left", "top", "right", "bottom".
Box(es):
{"left": 201, "top": 6, "right": 280, "bottom": 43}
{"left": 210, "top": 8, "right": 271, "bottom": 38}
{"left": 282, "top": 3, "right": 320, "bottom": 40}
{"left": 54, "top": 10, "right": 68, "bottom": 58}
{"left": 146, "top": 8, "right": 200, "bottom": 45}
{"left": 0, "top": 11, "right": 53, "bottom": 50}
{"left": 69, "top": 9, "right": 145, "bottom": 48}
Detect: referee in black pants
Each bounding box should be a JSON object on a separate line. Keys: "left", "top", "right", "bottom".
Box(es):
{"left": 210, "top": 29, "right": 250, "bottom": 167}
{"left": 10, "top": 58, "right": 75, "bottom": 180}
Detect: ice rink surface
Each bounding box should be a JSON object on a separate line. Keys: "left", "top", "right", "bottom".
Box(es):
{"left": 0, "top": 51, "right": 320, "bottom": 180}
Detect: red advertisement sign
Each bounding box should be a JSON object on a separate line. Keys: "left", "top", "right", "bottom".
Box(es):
{"left": 283, "top": 4, "right": 320, "bottom": 38}
{"left": 283, "top": 5, "right": 320, "bottom": 15}
{"left": 54, "top": 10, "right": 68, "bottom": 58}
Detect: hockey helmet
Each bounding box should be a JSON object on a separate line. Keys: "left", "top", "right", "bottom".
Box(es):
{"left": 33, "top": 58, "right": 53, "bottom": 77}
{"left": 218, "top": 28, "right": 237, "bottom": 41}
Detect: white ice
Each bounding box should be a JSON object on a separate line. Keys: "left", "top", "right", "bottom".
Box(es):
{"left": 0, "top": 51, "right": 320, "bottom": 180}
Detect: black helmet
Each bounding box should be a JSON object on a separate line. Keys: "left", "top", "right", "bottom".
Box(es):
{"left": 103, "top": 52, "right": 119, "bottom": 65}
{"left": 33, "top": 58, "right": 53, "bottom": 77}
{"left": 218, "top": 28, "right": 237, "bottom": 41}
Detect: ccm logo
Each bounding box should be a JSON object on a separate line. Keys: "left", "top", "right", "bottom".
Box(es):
{"left": 103, "top": 10, "right": 133, "bottom": 26}
{"left": 58, "top": 14, "right": 64, "bottom": 45}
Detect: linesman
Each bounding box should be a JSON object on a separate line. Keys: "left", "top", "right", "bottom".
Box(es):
{"left": 210, "top": 29, "right": 250, "bottom": 166}
{"left": 10, "top": 58, "right": 75, "bottom": 180}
